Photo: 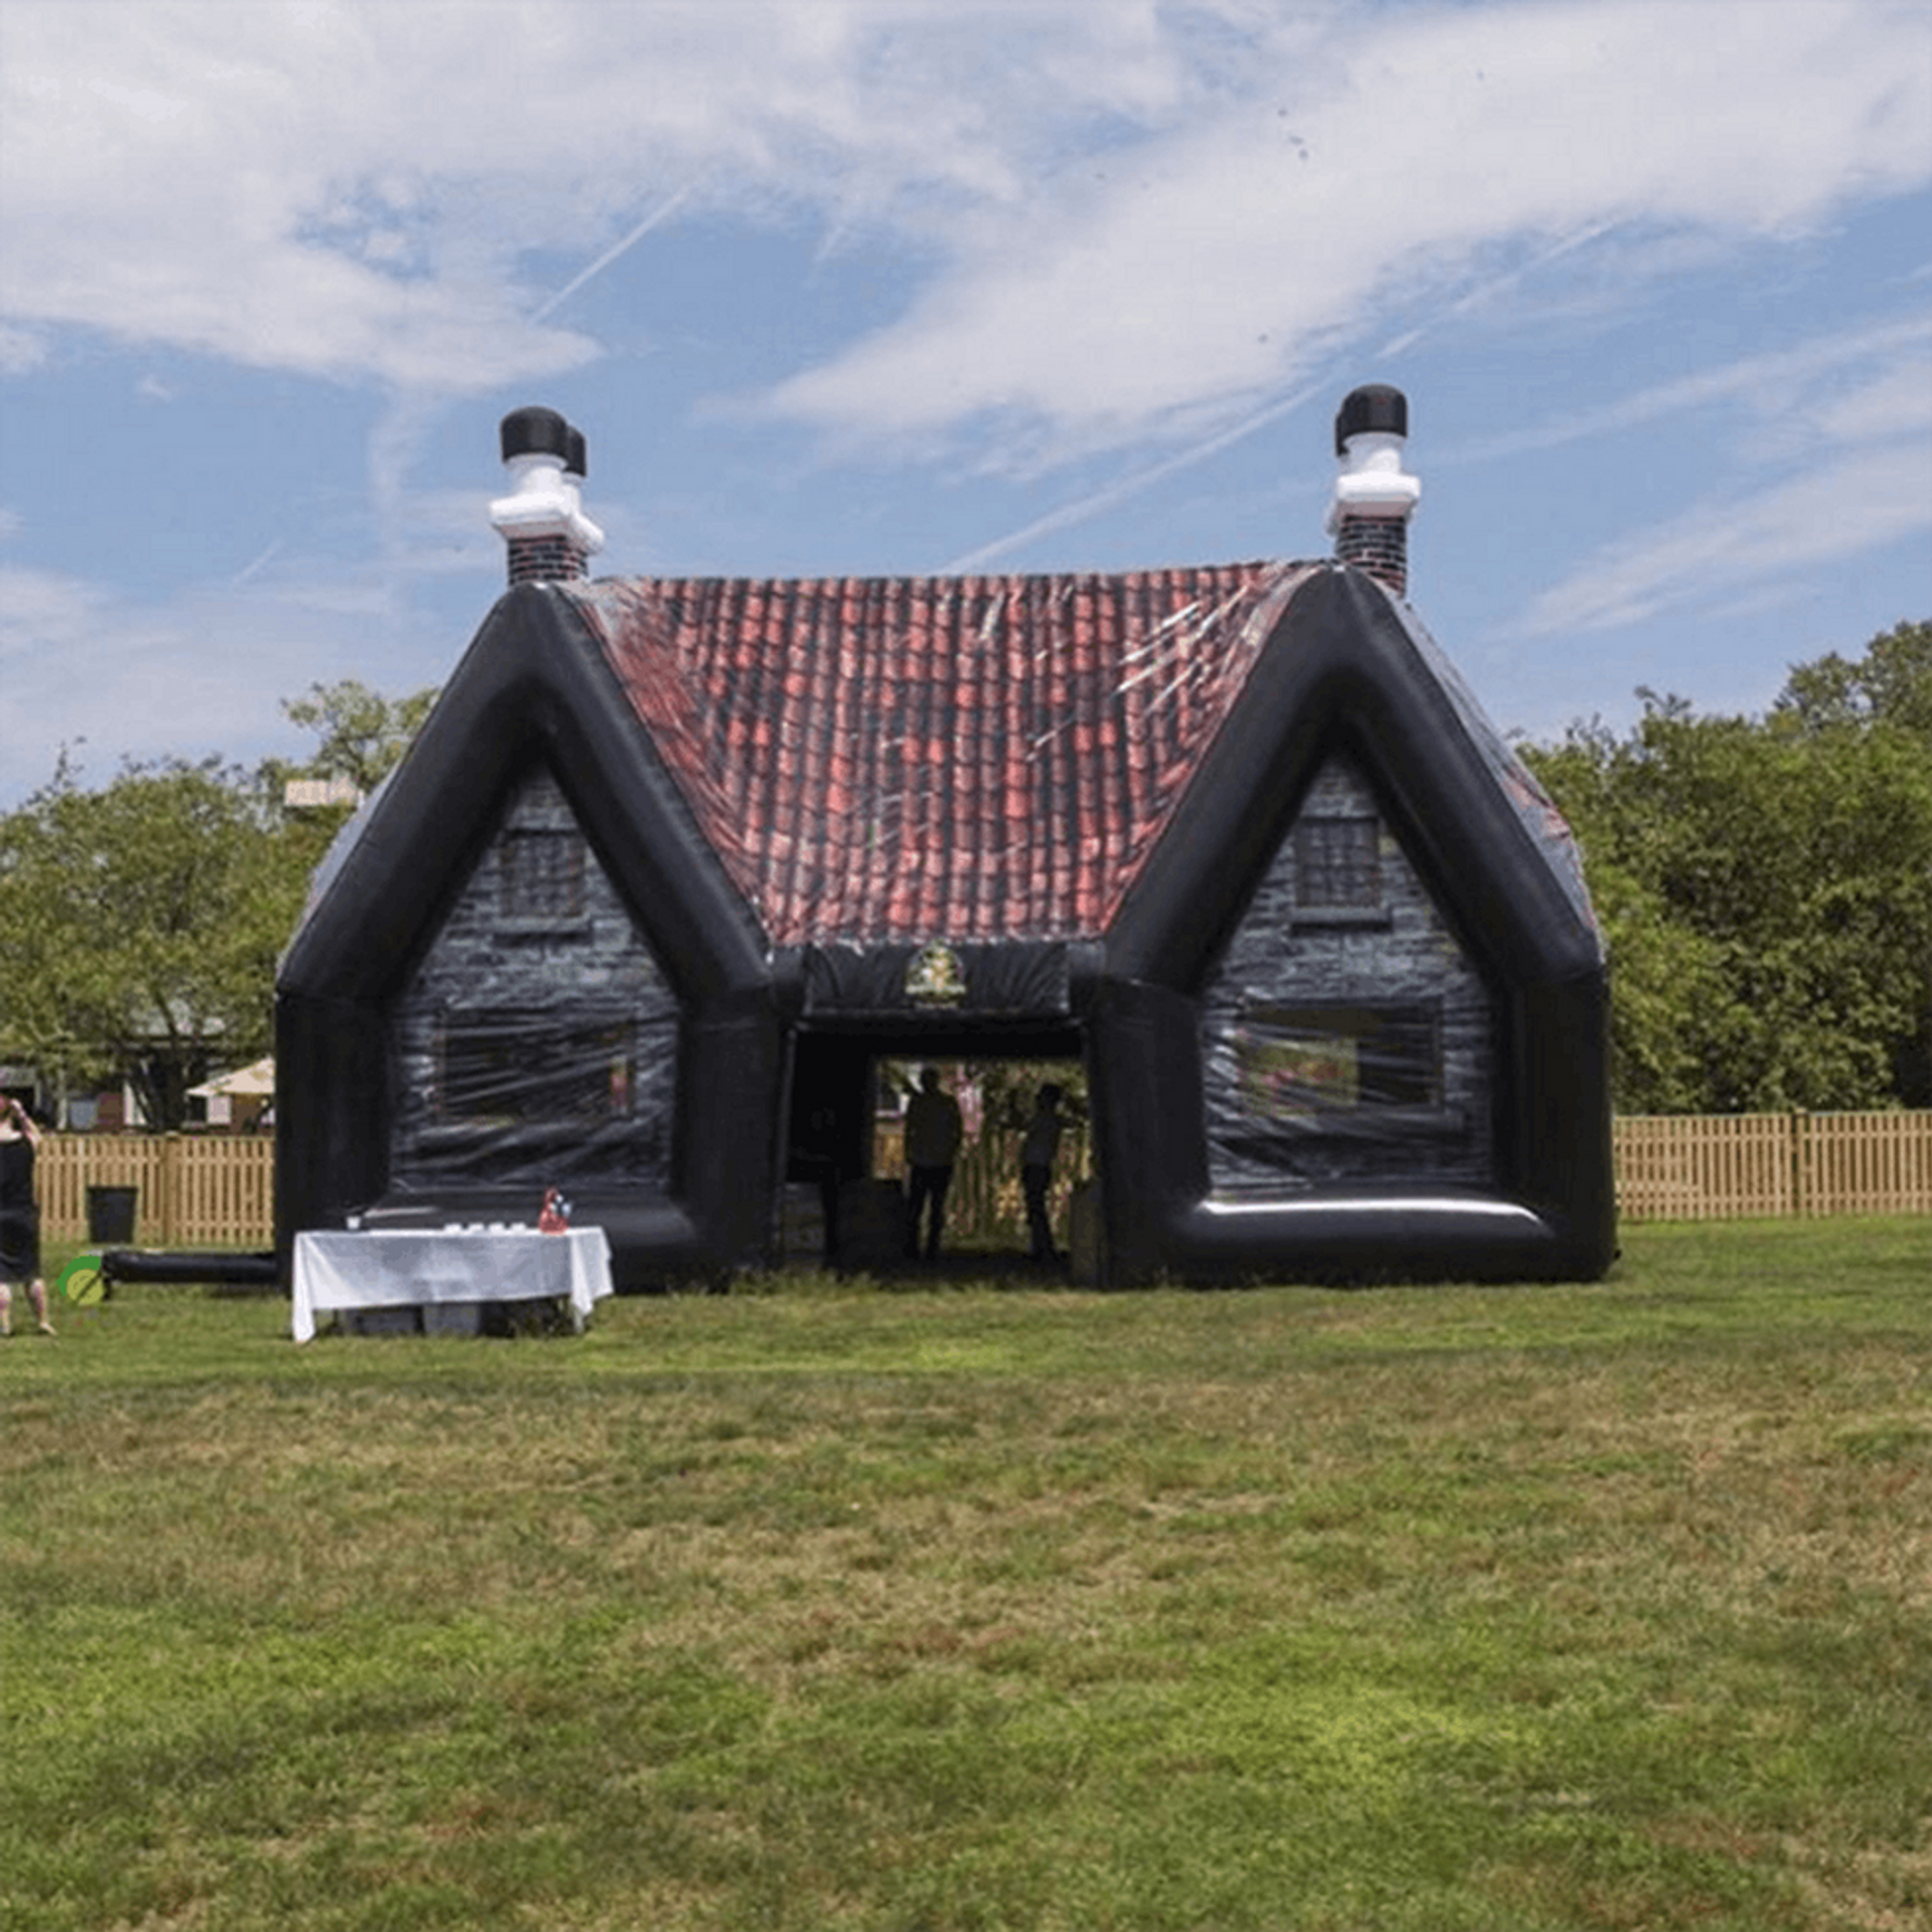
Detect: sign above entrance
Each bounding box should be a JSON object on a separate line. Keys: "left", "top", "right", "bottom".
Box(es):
{"left": 792, "top": 940, "right": 1086, "bottom": 1019}
{"left": 905, "top": 942, "right": 968, "bottom": 1007}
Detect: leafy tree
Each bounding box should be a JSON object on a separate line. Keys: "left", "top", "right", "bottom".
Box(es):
{"left": 0, "top": 682, "right": 438, "bottom": 1128}
{"left": 1525, "top": 622, "right": 1932, "bottom": 1113}
{"left": 1773, "top": 619, "right": 1932, "bottom": 744}
{"left": 1767, "top": 619, "right": 1932, "bottom": 1101}
{"left": 0, "top": 756, "right": 317, "bottom": 1127}
{"left": 272, "top": 679, "right": 439, "bottom": 796}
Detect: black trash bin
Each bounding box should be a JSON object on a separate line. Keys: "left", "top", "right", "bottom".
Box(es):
{"left": 86, "top": 1185, "right": 138, "bottom": 1244}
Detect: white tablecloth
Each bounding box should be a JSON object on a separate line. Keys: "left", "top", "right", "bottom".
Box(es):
{"left": 291, "top": 1227, "right": 613, "bottom": 1343}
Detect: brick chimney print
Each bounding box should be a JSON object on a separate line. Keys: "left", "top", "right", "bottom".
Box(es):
{"left": 1327, "top": 384, "right": 1419, "bottom": 598}
{"left": 490, "top": 406, "right": 604, "bottom": 585}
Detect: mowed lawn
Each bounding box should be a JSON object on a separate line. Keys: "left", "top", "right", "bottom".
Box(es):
{"left": 3, "top": 1218, "right": 1928, "bottom": 1932}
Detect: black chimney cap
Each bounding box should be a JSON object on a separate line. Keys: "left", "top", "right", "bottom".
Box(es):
{"left": 1335, "top": 384, "right": 1407, "bottom": 454}
{"left": 564, "top": 424, "right": 587, "bottom": 480}
{"left": 500, "top": 406, "right": 572, "bottom": 464}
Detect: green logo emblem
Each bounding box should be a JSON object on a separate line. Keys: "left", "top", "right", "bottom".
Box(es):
{"left": 58, "top": 1254, "right": 107, "bottom": 1304}
{"left": 905, "top": 942, "right": 967, "bottom": 1007}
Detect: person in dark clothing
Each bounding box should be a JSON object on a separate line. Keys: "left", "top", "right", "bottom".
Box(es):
{"left": 791, "top": 1099, "right": 845, "bottom": 1263}
{"left": 1020, "top": 1082, "right": 1065, "bottom": 1267}
{"left": 902, "top": 1067, "right": 964, "bottom": 1261}
{"left": 0, "top": 1097, "right": 53, "bottom": 1337}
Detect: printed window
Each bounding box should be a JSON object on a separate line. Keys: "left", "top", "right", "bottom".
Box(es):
{"left": 1294, "top": 815, "right": 1381, "bottom": 909}
{"left": 436, "top": 1013, "right": 635, "bottom": 1125}
{"left": 1235, "top": 1004, "right": 1438, "bottom": 1118}
{"left": 498, "top": 829, "right": 586, "bottom": 922}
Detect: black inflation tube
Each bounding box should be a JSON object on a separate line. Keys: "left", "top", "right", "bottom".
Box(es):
{"left": 101, "top": 1249, "right": 280, "bottom": 1288}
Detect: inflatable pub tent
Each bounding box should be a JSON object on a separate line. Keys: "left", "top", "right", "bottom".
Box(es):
{"left": 276, "top": 388, "right": 1614, "bottom": 1288}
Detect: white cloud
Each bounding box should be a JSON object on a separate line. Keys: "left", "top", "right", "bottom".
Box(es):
{"left": 1802, "top": 355, "right": 1932, "bottom": 443}
{"left": 1449, "top": 315, "right": 1932, "bottom": 463}
{"left": 762, "top": 0, "right": 1932, "bottom": 460}
{"left": 0, "top": 557, "right": 450, "bottom": 787}
{"left": 1498, "top": 300, "right": 1932, "bottom": 638}
{"left": 0, "top": 562, "right": 118, "bottom": 642}
{"left": 9, "top": 1, "right": 1923, "bottom": 436}
{"left": 0, "top": 323, "right": 47, "bottom": 374}
{"left": 0, "top": 0, "right": 1222, "bottom": 394}
{"left": 1, "top": 564, "right": 188, "bottom": 781}
{"left": 1514, "top": 440, "right": 1932, "bottom": 636}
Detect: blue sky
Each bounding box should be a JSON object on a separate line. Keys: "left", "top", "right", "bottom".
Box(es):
{"left": 3, "top": 0, "right": 1928, "bottom": 812}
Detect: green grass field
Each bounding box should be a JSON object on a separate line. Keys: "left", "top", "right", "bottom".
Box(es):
{"left": 4, "top": 1219, "right": 1928, "bottom": 1931}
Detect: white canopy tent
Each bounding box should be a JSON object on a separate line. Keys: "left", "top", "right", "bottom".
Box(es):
{"left": 188, "top": 1057, "right": 275, "bottom": 1099}
{"left": 187, "top": 1057, "right": 275, "bottom": 1125}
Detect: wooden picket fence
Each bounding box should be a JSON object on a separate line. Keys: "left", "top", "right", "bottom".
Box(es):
{"left": 32, "top": 1112, "right": 1932, "bottom": 1252}
{"left": 38, "top": 1135, "right": 275, "bottom": 1250}
{"left": 1612, "top": 1112, "right": 1932, "bottom": 1222}
{"left": 899, "top": 1115, "right": 1932, "bottom": 1236}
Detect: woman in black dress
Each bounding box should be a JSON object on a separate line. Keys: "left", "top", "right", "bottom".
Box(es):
{"left": 0, "top": 1096, "right": 54, "bottom": 1336}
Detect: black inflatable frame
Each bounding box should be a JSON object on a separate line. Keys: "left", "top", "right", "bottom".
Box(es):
{"left": 276, "top": 565, "right": 1614, "bottom": 1288}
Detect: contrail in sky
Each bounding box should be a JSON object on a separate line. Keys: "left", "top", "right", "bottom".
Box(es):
{"left": 534, "top": 188, "right": 693, "bottom": 322}
{"left": 940, "top": 220, "right": 1623, "bottom": 574}
{"left": 230, "top": 539, "right": 284, "bottom": 587}
{"left": 941, "top": 384, "right": 1327, "bottom": 574}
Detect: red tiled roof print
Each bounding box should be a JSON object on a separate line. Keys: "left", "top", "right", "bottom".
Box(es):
{"left": 567, "top": 562, "right": 1314, "bottom": 946}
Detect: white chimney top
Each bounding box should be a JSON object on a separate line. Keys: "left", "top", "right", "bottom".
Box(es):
{"left": 1326, "top": 384, "right": 1419, "bottom": 598}
{"left": 491, "top": 407, "right": 604, "bottom": 584}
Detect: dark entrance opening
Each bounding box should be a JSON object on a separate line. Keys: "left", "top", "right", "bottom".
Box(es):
{"left": 778, "top": 1021, "right": 1094, "bottom": 1280}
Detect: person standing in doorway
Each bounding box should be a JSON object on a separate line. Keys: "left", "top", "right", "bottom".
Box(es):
{"left": 0, "top": 1096, "right": 54, "bottom": 1337}
{"left": 902, "top": 1067, "right": 964, "bottom": 1262}
{"left": 1021, "top": 1082, "right": 1066, "bottom": 1268}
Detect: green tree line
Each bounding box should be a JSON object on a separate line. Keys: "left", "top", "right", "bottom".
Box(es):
{"left": 1521, "top": 619, "right": 1932, "bottom": 1114}
{"left": 0, "top": 682, "right": 434, "bottom": 1128}
{"left": 3, "top": 630, "right": 1927, "bottom": 1125}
